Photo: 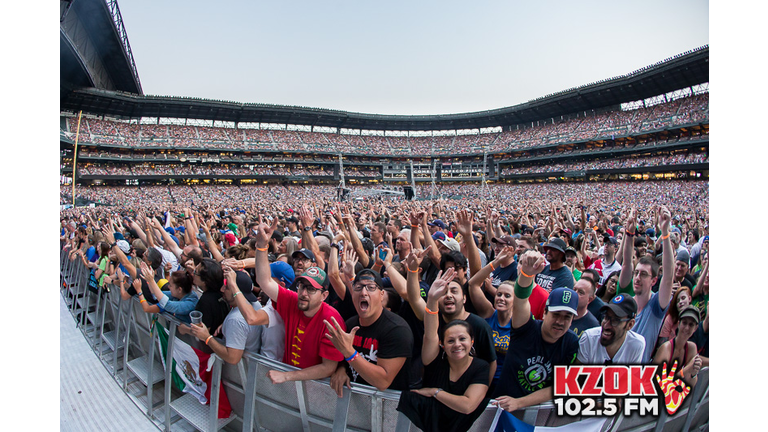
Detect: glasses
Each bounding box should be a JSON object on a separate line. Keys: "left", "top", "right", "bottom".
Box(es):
{"left": 352, "top": 283, "right": 379, "bottom": 292}
{"left": 601, "top": 315, "right": 632, "bottom": 327}
{"left": 633, "top": 270, "right": 652, "bottom": 279}
{"left": 296, "top": 283, "right": 322, "bottom": 295}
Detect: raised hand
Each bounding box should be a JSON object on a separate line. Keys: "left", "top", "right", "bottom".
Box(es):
{"left": 656, "top": 360, "right": 691, "bottom": 415}
{"left": 659, "top": 205, "right": 671, "bottom": 234}
{"left": 404, "top": 245, "right": 431, "bottom": 272}
{"left": 518, "top": 250, "right": 547, "bottom": 278}
{"left": 455, "top": 209, "right": 474, "bottom": 238}
{"left": 341, "top": 248, "right": 358, "bottom": 280}
{"left": 426, "top": 268, "right": 456, "bottom": 303}
{"left": 323, "top": 316, "right": 357, "bottom": 359}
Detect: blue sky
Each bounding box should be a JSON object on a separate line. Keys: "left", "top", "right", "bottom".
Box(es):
{"left": 118, "top": 1, "right": 709, "bottom": 115}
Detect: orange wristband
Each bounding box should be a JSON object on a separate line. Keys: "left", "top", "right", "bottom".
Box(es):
{"left": 256, "top": 247, "right": 268, "bottom": 252}
{"left": 408, "top": 268, "right": 419, "bottom": 273}
{"left": 411, "top": 224, "right": 419, "bottom": 228}
{"left": 205, "top": 336, "right": 213, "bottom": 345}
{"left": 661, "top": 234, "right": 670, "bottom": 240}
{"left": 520, "top": 269, "right": 533, "bottom": 278}
{"left": 425, "top": 306, "right": 439, "bottom": 315}
{"left": 489, "top": 262, "right": 495, "bottom": 271}
{"left": 140, "top": 299, "right": 146, "bottom": 304}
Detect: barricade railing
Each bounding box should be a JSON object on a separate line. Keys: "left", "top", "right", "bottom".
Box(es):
{"left": 60, "top": 257, "right": 709, "bottom": 432}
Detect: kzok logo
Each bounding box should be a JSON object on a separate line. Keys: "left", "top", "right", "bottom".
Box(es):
{"left": 552, "top": 364, "right": 690, "bottom": 417}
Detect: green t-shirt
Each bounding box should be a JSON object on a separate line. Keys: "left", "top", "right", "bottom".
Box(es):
{"left": 97, "top": 257, "right": 109, "bottom": 286}
{"left": 691, "top": 286, "right": 708, "bottom": 320}
{"left": 572, "top": 268, "right": 582, "bottom": 281}
{"left": 617, "top": 278, "right": 635, "bottom": 297}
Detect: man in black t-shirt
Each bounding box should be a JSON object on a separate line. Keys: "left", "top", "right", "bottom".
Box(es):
{"left": 327, "top": 269, "right": 413, "bottom": 397}
{"left": 493, "top": 250, "right": 579, "bottom": 412}
{"left": 535, "top": 238, "right": 575, "bottom": 291}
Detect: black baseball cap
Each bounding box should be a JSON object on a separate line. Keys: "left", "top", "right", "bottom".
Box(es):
{"left": 600, "top": 294, "right": 637, "bottom": 318}
{"left": 543, "top": 237, "right": 567, "bottom": 255}
{"left": 353, "top": 269, "right": 384, "bottom": 289}
{"left": 292, "top": 248, "right": 316, "bottom": 262}
{"left": 235, "top": 270, "right": 259, "bottom": 303}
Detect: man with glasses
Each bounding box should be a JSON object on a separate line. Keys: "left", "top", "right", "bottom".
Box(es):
{"left": 227, "top": 217, "right": 346, "bottom": 384}
{"left": 577, "top": 294, "right": 644, "bottom": 364}
{"left": 325, "top": 269, "right": 413, "bottom": 397}
{"left": 616, "top": 206, "right": 674, "bottom": 362}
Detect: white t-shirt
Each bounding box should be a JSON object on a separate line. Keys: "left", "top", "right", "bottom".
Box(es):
{"left": 259, "top": 300, "right": 285, "bottom": 361}
{"left": 577, "top": 327, "right": 645, "bottom": 364}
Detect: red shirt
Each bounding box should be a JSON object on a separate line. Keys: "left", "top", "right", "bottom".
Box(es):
{"left": 529, "top": 283, "right": 548, "bottom": 320}
{"left": 276, "top": 287, "right": 345, "bottom": 368}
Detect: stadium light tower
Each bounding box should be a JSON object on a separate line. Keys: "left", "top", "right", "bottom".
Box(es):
{"left": 338, "top": 153, "right": 345, "bottom": 189}
{"left": 430, "top": 159, "right": 437, "bottom": 200}
{"left": 409, "top": 159, "right": 417, "bottom": 197}
{"left": 481, "top": 150, "right": 492, "bottom": 201}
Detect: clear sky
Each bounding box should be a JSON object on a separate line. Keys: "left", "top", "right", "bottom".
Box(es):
{"left": 118, "top": 0, "right": 709, "bottom": 116}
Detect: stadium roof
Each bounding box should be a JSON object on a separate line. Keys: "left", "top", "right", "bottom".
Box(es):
{"left": 60, "top": 0, "right": 142, "bottom": 95}
{"left": 61, "top": 46, "right": 707, "bottom": 131}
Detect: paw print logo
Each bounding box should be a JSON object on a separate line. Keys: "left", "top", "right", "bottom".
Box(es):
{"left": 656, "top": 360, "right": 690, "bottom": 415}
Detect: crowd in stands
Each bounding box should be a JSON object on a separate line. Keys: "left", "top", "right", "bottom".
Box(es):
{"left": 62, "top": 176, "right": 709, "bottom": 431}
{"left": 500, "top": 153, "right": 708, "bottom": 175}
{"left": 63, "top": 93, "right": 708, "bottom": 157}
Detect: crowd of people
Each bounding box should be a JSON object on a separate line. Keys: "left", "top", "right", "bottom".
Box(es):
{"left": 61, "top": 180, "right": 709, "bottom": 431}
{"left": 500, "top": 153, "right": 708, "bottom": 175}
{"left": 63, "top": 93, "right": 708, "bottom": 157}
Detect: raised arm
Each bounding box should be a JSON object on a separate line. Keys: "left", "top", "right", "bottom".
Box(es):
{"left": 512, "top": 250, "right": 547, "bottom": 330}
{"left": 404, "top": 246, "right": 432, "bottom": 321}
{"left": 456, "top": 209, "right": 481, "bottom": 277}
{"left": 657, "top": 206, "right": 674, "bottom": 310}
{"left": 468, "top": 247, "right": 514, "bottom": 319}
{"left": 200, "top": 219, "right": 225, "bottom": 262}
{"left": 422, "top": 268, "right": 455, "bottom": 365}
{"left": 618, "top": 207, "right": 636, "bottom": 292}
{"left": 343, "top": 214, "right": 370, "bottom": 268}
{"left": 298, "top": 205, "right": 325, "bottom": 271}
{"left": 152, "top": 217, "right": 183, "bottom": 259}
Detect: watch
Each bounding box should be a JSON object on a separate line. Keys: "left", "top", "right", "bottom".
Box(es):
{"left": 111, "top": 242, "right": 118, "bottom": 248}
{"left": 304, "top": 226, "right": 312, "bottom": 231}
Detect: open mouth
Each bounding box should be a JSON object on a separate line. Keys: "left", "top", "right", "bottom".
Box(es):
{"left": 359, "top": 300, "right": 369, "bottom": 312}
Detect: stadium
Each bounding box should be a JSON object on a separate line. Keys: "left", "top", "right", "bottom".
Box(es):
{"left": 60, "top": 1, "right": 709, "bottom": 432}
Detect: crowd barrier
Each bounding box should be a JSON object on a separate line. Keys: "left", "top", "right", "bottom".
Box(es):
{"left": 60, "top": 249, "right": 709, "bottom": 432}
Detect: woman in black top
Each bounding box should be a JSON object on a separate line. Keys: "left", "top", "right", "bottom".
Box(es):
{"left": 184, "top": 258, "right": 229, "bottom": 334}
{"left": 397, "top": 268, "right": 490, "bottom": 432}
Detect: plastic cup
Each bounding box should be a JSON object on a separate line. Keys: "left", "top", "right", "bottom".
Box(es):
{"left": 190, "top": 311, "right": 203, "bottom": 324}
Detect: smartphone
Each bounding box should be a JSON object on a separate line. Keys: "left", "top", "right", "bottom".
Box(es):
{"left": 378, "top": 248, "right": 387, "bottom": 260}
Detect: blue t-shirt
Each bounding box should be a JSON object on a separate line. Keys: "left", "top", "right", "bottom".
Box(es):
{"left": 86, "top": 246, "right": 98, "bottom": 263}
{"left": 535, "top": 265, "right": 574, "bottom": 291}
{"left": 632, "top": 292, "right": 667, "bottom": 362}
{"left": 491, "top": 261, "right": 518, "bottom": 288}
{"left": 485, "top": 310, "right": 511, "bottom": 383}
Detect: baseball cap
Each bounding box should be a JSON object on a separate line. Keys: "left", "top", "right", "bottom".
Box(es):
{"left": 546, "top": 287, "right": 578, "bottom": 315}
{"left": 564, "top": 246, "right": 577, "bottom": 256}
{"left": 157, "top": 279, "right": 169, "bottom": 290}
{"left": 286, "top": 216, "right": 299, "bottom": 224}
{"left": 354, "top": 268, "right": 384, "bottom": 289}
{"left": 113, "top": 232, "right": 125, "bottom": 241}
{"left": 600, "top": 294, "right": 637, "bottom": 318}
{"left": 270, "top": 261, "right": 295, "bottom": 287}
{"left": 645, "top": 228, "right": 656, "bottom": 239}
{"left": 543, "top": 238, "right": 567, "bottom": 255}
{"left": 676, "top": 249, "right": 690, "bottom": 264}
{"left": 296, "top": 267, "right": 327, "bottom": 291}
{"left": 605, "top": 236, "right": 618, "bottom": 246}
{"left": 165, "top": 227, "right": 176, "bottom": 236}
{"left": 679, "top": 306, "right": 701, "bottom": 324}
{"left": 432, "top": 231, "right": 446, "bottom": 241}
{"left": 292, "top": 248, "right": 316, "bottom": 262}
{"left": 115, "top": 239, "right": 131, "bottom": 254}
{"left": 437, "top": 238, "right": 461, "bottom": 252}
{"left": 428, "top": 219, "right": 447, "bottom": 229}
{"left": 234, "top": 270, "right": 259, "bottom": 303}
{"left": 224, "top": 233, "right": 238, "bottom": 246}
{"left": 491, "top": 235, "right": 516, "bottom": 246}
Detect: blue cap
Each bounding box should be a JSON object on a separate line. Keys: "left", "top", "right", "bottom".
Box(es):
{"left": 703, "top": 235, "right": 709, "bottom": 242}
{"left": 176, "top": 226, "right": 186, "bottom": 234}
{"left": 546, "top": 287, "right": 579, "bottom": 315}
{"left": 165, "top": 227, "right": 176, "bottom": 235}
{"left": 270, "top": 261, "right": 295, "bottom": 287}
{"left": 432, "top": 231, "right": 446, "bottom": 241}
{"left": 113, "top": 232, "right": 125, "bottom": 241}
{"left": 428, "top": 219, "right": 447, "bottom": 229}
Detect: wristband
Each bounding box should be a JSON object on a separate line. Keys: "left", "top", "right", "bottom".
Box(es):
{"left": 661, "top": 234, "right": 670, "bottom": 240}
{"left": 625, "top": 231, "right": 635, "bottom": 237}
{"left": 111, "top": 242, "right": 117, "bottom": 249}
{"left": 345, "top": 351, "right": 358, "bottom": 362}
{"left": 520, "top": 269, "right": 533, "bottom": 278}
{"left": 205, "top": 336, "right": 213, "bottom": 345}
{"left": 489, "top": 262, "right": 495, "bottom": 271}
{"left": 425, "top": 305, "right": 439, "bottom": 315}
{"left": 411, "top": 224, "right": 419, "bottom": 228}
{"left": 140, "top": 299, "right": 146, "bottom": 304}
{"left": 408, "top": 268, "right": 419, "bottom": 273}
{"left": 256, "top": 247, "right": 268, "bottom": 252}
{"left": 514, "top": 281, "right": 534, "bottom": 299}
{"left": 233, "top": 292, "right": 241, "bottom": 299}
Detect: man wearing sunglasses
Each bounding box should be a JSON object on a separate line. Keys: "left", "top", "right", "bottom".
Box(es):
{"left": 325, "top": 269, "right": 413, "bottom": 397}
{"left": 577, "top": 294, "right": 645, "bottom": 364}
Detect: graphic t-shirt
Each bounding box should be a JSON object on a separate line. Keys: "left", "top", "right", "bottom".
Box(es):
{"left": 486, "top": 310, "right": 511, "bottom": 382}
{"left": 491, "top": 261, "right": 518, "bottom": 288}
{"left": 344, "top": 309, "right": 413, "bottom": 391}
{"left": 569, "top": 312, "right": 600, "bottom": 338}
{"left": 276, "top": 286, "right": 345, "bottom": 368}
{"left": 492, "top": 317, "right": 578, "bottom": 399}
{"left": 535, "top": 265, "right": 574, "bottom": 291}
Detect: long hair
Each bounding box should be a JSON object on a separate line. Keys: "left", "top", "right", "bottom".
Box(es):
{"left": 668, "top": 286, "right": 692, "bottom": 323}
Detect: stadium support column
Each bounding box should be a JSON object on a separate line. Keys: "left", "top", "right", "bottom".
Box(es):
{"left": 481, "top": 150, "right": 491, "bottom": 201}
{"left": 409, "top": 160, "right": 417, "bottom": 195}
{"left": 338, "top": 153, "right": 345, "bottom": 189}
{"left": 431, "top": 159, "right": 437, "bottom": 200}
{"left": 72, "top": 111, "right": 83, "bottom": 206}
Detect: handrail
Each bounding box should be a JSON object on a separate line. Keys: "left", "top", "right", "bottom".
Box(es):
{"left": 60, "top": 254, "right": 708, "bottom": 432}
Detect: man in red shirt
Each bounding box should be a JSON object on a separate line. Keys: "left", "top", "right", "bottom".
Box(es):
{"left": 226, "top": 216, "right": 345, "bottom": 384}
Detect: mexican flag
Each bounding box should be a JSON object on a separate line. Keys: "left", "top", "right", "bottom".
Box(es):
{"left": 154, "top": 320, "right": 232, "bottom": 419}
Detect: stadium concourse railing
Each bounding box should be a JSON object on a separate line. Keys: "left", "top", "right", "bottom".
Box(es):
{"left": 60, "top": 249, "right": 709, "bottom": 432}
